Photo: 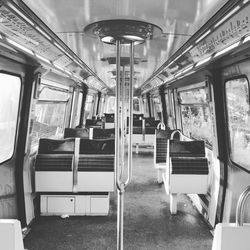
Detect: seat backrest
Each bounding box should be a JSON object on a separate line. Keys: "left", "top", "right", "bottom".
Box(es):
{"left": 169, "top": 140, "right": 205, "bottom": 158}
{"left": 80, "top": 138, "right": 115, "bottom": 154}
{"left": 38, "top": 138, "right": 75, "bottom": 154}
{"left": 64, "top": 128, "right": 89, "bottom": 138}
{"left": 85, "top": 119, "right": 97, "bottom": 127}
{"left": 92, "top": 128, "right": 115, "bottom": 139}
{"left": 104, "top": 113, "right": 114, "bottom": 122}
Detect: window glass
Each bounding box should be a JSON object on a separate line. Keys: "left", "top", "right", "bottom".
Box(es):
{"left": 106, "top": 96, "right": 116, "bottom": 113}
{"left": 179, "top": 88, "right": 207, "bottom": 104}
{"left": 153, "top": 97, "right": 162, "bottom": 120}
{"left": 39, "top": 87, "right": 69, "bottom": 101}
{"left": 165, "top": 93, "right": 171, "bottom": 116}
{"left": 75, "top": 92, "right": 83, "bottom": 125}
{"left": 181, "top": 105, "right": 213, "bottom": 145}
{"left": 179, "top": 87, "right": 213, "bottom": 145}
{"left": 0, "top": 73, "right": 21, "bottom": 163}
{"left": 85, "top": 94, "right": 94, "bottom": 119}
{"left": 225, "top": 77, "right": 250, "bottom": 170}
{"left": 143, "top": 98, "right": 149, "bottom": 117}
{"left": 133, "top": 97, "right": 140, "bottom": 113}
{"left": 31, "top": 84, "right": 68, "bottom": 151}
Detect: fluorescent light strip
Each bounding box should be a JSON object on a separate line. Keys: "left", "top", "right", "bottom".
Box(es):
{"left": 52, "top": 68, "right": 65, "bottom": 75}
{"left": 7, "top": 3, "right": 34, "bottom": 26}
{"left": 184, "top": 70, "right": 195, "bottom": 77}
{"left": 214, "top": 41, "right": 240, "bottom": 57}
{"left": 35, "top": 53, "right": 51, "bottom": 64}
{"left": 182, "top": 64, "right": 194, "bottom": 74}
{"left": 54, "top": 64, "right": 65, "bottom": 72}
{"left": 196, "top": 56, "right": 212, "bottom": 67}
{"left": 54, "top": 42, "right": 65, "bottom": 52}
{"left": 175, "top": 70, "right": 183, "bottom": 77}
{"left": 181, "top": 45, "right": 193, "bottom": 56}
{"left": 243, "top": 0, "right": 250, "bottom": 4}
{"left": 167, "top": 75, "right": 174, "bottom": 81}
{"left": 243, "top": 35, "right": 250, "bottom": 43}
{"left": 64, "top": 70, "right": 73, "bottom": 76}
{"left": 0, "top": 34, "right": 2, "bottom": 39}
{"left": 35, "top": 27, "right": 51, "bottom": 41}
{"left": 214, "top": 6, "right": 240, "bottom": 28}
{"left": 6, "top": 38, "right": 34, "bottom": 55}
{"left": 172, "top": 45, "right": 193, "bottom": 63}
{"left": 195, "top": 30, "right": 211, "bottom": 44}
{"left": 73, "top": 75, "right": 82, "bottom": 81}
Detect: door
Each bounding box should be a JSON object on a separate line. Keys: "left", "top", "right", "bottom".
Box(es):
{"left": 0, "top": 57, "right": 34, "bottom": 227}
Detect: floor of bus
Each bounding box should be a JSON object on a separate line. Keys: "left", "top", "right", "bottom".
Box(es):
{"left": 24, "top": 147, "right": 213, "bottom": 250}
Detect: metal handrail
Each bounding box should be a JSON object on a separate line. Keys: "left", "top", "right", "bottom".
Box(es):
{"left": 170, "top": 129, "right": 182, "bottom": 140}
{"left": 115, "top": 40, "right": 134, "bottom": 250}
{"left": 157, "top": 122, "right": 166, "bottom": 130}
{"left": 236, "top": 185, "right": 250, "bottom": 226}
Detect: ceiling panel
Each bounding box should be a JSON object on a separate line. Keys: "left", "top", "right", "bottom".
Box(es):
{"left": 21, "top": 0, "right": 228, "bottom": 91}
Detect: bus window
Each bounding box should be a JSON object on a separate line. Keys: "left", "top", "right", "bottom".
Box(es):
{"left": 0, "top": 73, "right": 21, "bottom": 163}
{"left": 31, "top": 84, "right": 69, "bottom": 151}
{"left": 225, "top": 77, "right": 250, "bottom": 170}
{"left": 179, "top": 87, "right": 213, "bottom": 145}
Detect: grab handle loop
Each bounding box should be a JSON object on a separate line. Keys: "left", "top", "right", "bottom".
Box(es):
{"left": 157, "top": 122, "right": 166, "bottom": 130}
{"left": 236, "top": 186, "right": 250, "bottom": 226}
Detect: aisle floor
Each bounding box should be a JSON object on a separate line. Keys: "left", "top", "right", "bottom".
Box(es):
{"left": 24, "top": 148, "right": 213, "bottom": 250}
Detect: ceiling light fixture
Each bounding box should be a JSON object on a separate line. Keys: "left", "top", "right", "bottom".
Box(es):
{"left": 195, "top": 56, "right": 212, "bottom": 67}
{"left": 35, "top": 26, "right": 52, "bottom": 41}
{"left": 35, "top": 53, "right": 51, "bottom": 64}
{"left": 84, "top": 19, "right": 162, "bottom": 45}
{"left": 214, "top": 41, "right": 240, "bottom": 57}
{"left": 214, "top": 6, "right": 240, "bottom": 28}
{"left": 6, "top": 38, "right": 34, "bottom": 55}
{"left": 195, "top": 30, "right": 211, "bottom": 44}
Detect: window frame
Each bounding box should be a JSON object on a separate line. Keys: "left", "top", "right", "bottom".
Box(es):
{"left": 177, "top": 84, "right": 213, "bottom": 147}
{"left": 0, "top": 71, "right": 22, "bottom": 165}
{"left": 224, "top": 75, "right": 250, "bottom": 173}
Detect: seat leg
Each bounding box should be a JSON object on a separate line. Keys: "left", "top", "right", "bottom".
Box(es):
{"left": 157, "top": 169, "right": 163, "bottom": 184}
{"left": 170, "top": 193, "right": 177, "bottom": 214}
{"left": 135, "top": 143, "right": 139, "bottom": 154}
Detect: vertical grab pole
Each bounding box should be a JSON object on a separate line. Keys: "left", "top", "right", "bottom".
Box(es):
{"left": 115, "top": 40, "right": 124, "bottom": 250}
{"left": 125, "top": 41, "right": 134, "bottom": 186}
{"left": 120, "top": 66, "right": 126, "bottom": 180}
{"left": 116, "top": 41, "right": 134, "bottom": 250}
{"left": 115, "top": 40, "right": 121, "bottom": 189}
